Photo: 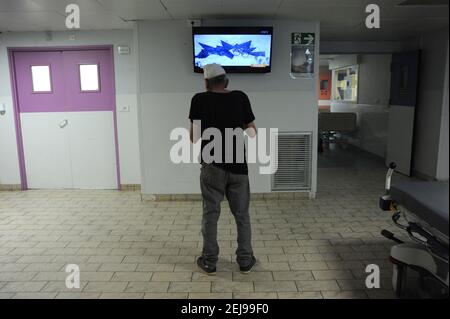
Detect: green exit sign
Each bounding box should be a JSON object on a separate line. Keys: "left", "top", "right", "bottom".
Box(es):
{"left": 292, "top": 33, "right": 315, "bottom": 45}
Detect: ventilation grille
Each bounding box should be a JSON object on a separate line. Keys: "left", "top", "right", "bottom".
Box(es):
{"left": 271, "top": 132, "right": 312, "bottom": 191}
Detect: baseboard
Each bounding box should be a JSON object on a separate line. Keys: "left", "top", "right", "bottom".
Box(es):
{"left": 1, "top": 184, "right": 143, "bottom": 192}
{"left": 0, "top": 184, "right": 21, "bottom": 191}
{"left": 142, "top": 192, "right": 311, "bottom": 202}
{"left": 141, "top": 194, "right": 202, "bottom": 201}
{"left": 120, "top": 184, "right": 141, "bottom": 191}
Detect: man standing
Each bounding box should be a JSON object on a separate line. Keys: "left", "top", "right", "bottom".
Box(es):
{"left": 189, "top": 63, "right": 257, "bottom": 275}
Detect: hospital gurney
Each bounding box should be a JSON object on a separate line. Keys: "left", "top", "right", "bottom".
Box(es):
{"left": 380, "top": 163, "right": 449, "bottom": 298}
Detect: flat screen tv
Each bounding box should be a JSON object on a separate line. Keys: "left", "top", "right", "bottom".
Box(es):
{"left": 193, "top": 26, "right": 273, "bottom": 74}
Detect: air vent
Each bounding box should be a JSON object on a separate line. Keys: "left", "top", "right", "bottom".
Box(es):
{"left": 271, "top": 132, "right": 312, "bottom": 191}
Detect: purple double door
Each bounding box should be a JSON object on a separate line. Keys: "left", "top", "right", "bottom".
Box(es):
{"left": 10, "top": 46, "right": 120, "bottom": 190}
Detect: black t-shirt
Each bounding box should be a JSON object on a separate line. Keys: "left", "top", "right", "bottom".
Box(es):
{"left": 189, "top": 90, "right": 255, "bottom": 175}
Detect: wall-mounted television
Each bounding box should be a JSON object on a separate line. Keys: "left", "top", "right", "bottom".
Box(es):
{"left": 193, "top": 26, "right": 273, "bottom": 74}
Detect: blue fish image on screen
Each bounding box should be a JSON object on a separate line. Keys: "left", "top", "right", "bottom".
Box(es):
{"left": 195, "top": 42, "right": 236, "bottom": 59}
{"left": 223, "top": 41, "right": 266, "bottom": 58}
{"left": 196, "top": 40, "right": 266, "bottom": 59}
{"left": 194, "top": 34, "right": 271, "bottom": 67}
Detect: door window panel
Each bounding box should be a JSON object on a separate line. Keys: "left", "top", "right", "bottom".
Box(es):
{"left": 79, "top": 64, "right": 100, "bottom": 91}
{"left": 31, "top": 65, "right": 52, "bottom": 92}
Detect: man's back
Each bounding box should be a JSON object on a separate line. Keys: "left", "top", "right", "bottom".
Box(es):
{"left": 189, "top": 90, "right": 255, "bottom": 174}
{"left": 192, "top": 64, "right": 257, "bottom": 275}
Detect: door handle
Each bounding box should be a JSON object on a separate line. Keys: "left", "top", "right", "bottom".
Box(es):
{"left": 59, "top": 119, "right": 68, "bottom": 128}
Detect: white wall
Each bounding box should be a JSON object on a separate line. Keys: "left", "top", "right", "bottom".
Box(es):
{"left": 358, "top": 55, "right": 392, "bottom": 106}
{"left": 329, "top": 54, "right": 358, "bottom": 70}
{"left": 137, "top": 19, "right": 320, "bottom": 195}
{"left": 413, "top": 27, "right": 449, "bottom": 180}
{"left": 0, "top": 29, "right": 141, "bottom": 186}
{"left": 330, "top": 54, "right": 392, "bottom": 158}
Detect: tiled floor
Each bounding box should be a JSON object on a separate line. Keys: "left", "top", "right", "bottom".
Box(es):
{"left": 0, "top": 148, "right": 408, "bottom": 299}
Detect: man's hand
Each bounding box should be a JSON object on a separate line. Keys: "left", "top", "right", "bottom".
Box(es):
{"left": 245, "top": 122, "right": 257, "bottom": 138}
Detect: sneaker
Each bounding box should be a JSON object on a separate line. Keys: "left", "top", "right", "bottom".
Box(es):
{"left": 239, "top": 256, "right": 257, "bottom": 274}
{"left": 197, "top": 256, "right": 216, "bottom": 275}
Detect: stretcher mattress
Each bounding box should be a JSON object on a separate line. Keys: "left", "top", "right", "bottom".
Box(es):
{"left": 391, "top": 181, "right": 449, "bottom": 237}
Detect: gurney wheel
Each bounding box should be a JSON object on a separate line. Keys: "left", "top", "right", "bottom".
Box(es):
{"left": 392, "top": 264, "right": 408, "bottom": 298}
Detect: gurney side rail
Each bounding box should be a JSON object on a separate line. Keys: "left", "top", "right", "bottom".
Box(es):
{"left": 392, "top": 212, "right": 449, "bottom": 263}
{"left": 406, "top": 223, "right": 449, "bottom": 263}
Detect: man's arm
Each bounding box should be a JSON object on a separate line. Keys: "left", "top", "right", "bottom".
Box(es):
{"left": 189, "top": 94, "right": 201, "bottom": 144}
{"left": 245, "top": 121, "right": 257, "bottom": 138}
{"left": 240, "top": 91, "right": 256, "bottom": 138}
{"left": 190, "top": 120, "right": 201, "bottom": 144}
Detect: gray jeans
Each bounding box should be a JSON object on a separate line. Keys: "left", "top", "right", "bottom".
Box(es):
{"left": 200, "top": 164, "right": 254, "bottom": 268}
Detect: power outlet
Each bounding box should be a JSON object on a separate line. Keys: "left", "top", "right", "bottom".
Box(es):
{"left": 120, "top": 105, "right": 130, "bottom": 112}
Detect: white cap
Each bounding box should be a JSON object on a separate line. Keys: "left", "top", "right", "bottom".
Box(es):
{"left": 203, "top": 63, "right": 226, "bottom": 79}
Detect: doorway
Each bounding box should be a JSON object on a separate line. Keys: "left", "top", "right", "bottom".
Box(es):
{"left": 8, "top": 46, "right": 120, "bottom": 190}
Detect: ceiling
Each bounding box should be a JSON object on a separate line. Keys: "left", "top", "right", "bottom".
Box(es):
{"left": 0, "top": 0, "right": 448, "bottom": 40}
